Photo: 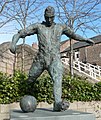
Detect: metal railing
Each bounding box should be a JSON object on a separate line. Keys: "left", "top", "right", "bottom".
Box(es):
{"left": 62, "top": 58, "right": 101, "bottom": 82}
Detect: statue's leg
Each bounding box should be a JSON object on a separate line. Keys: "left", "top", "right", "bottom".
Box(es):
{"left": 48, "top": 59, "right": 63, "bottom": 111}
{"left": 28, "top": 61, "right": 43, "bottom": 82}
{"left": 27, "top": 58, "right": 43, "bottom": 94}
{"left": 49, "top": 59, "right": 70, "bottom": 111}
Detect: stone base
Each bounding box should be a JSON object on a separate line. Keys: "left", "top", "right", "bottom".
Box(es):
{"left": 10, "top": 108, "right": 95, "bottom": 120}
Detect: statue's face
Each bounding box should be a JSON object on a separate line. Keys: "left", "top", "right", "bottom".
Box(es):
{"left": 45, "top": 15, "right": 55, "bottom": 27}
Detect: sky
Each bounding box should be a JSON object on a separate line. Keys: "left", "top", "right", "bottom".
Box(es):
{"left": 0, "top": 0, "right": 100, "bottom": 46}
{"left": 0, "top": 17, "right": 98, "bottom": 46}
{"left": 0, "top": 23, "right": 98, "bottom": 46}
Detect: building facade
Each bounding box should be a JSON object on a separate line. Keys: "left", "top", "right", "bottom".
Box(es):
{"left": 0, "top": 42, "right": 37, "bottom": 75}
{"left": 61, "top": 35, "right": 101, "bottom": 66}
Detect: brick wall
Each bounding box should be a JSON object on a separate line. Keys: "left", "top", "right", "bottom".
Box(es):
{"left": 0, "top": 42, "right": 15, "bottom": 75}
{"left": 60, "top": 39, "right": 76, "bottom": 52}
{"left": 16, "top": 44, "right": 37, "bottom": 74}
{"left": 0, "top": 42, "right": 37, "bottom": 75}
{"left": 80, "top": 43, "right": 101, "bottom": 66}
{"left": 32, "top": 42, "right": 38, "bottom": 50}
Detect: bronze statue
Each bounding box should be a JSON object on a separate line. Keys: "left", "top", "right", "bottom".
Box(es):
{"left": 10, "top": 6, "right": 94, "bottom": 111}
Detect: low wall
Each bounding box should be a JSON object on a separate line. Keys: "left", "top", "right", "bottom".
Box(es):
{"left": 0, "top": 101, "right": 101, "bottom": 120}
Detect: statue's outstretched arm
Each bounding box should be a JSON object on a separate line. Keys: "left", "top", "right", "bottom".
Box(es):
{"left": 10, "top": 24, "right": 37, "bottom": 54}
{"left": 63, "top": 26, "right": 94, "bottom": 45}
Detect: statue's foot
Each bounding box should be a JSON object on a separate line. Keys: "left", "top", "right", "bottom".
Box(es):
{"left": 53, "top": 101, "right": 70, "bottom": 112}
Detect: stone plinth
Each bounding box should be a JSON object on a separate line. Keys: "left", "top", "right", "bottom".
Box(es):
{"left": 10, "top": 108, "right": 95, "bottom": 120}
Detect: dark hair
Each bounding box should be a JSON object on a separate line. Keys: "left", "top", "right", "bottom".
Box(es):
{"left": 44, "top": 6, "right": 55, "bottom": 17}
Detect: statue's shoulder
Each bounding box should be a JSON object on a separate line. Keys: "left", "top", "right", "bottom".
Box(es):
{"left": 59, "top": 23, "right": 70, "bottom": 30}
{"left": 55, "top": 23, "right": 66, "bottom": 29}
{"left": 55, "top": 23, "right": 62, "bottom": 26}
{"left": 59, "top": 23, "right": 67, "bottom": 27}
{"left": 30, "top": 22, "right": 41, "bottom": 28}
{"left": 56, "top": 23, "right": 67, "bottom": 27}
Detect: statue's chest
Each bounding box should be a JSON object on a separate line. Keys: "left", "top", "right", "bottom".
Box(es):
{"left": 38, "top": 25, "right": 61, "bottom": 38}
{"left": 41, "top": 27, "right": 54, "bottom": 36}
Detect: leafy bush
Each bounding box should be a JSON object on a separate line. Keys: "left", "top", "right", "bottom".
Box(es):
{"left": 33, "top": 71, "right": 54, "bottom": 104}
{"left": 62, "top": 75, "right": 101, "bottom": 102}
{"left": 0, "top": 71, "right": 28, "bottom": 104}
{"left": 0, "top": 71, "right": 101, "bottom": 104}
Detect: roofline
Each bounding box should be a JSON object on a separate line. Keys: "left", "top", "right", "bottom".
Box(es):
{"left": 61, "top": 34, "right": 101, "bottom": 53}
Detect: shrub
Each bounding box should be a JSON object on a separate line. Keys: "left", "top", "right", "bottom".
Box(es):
{"left": 33, "top": 71, "right": 54, "bottom": 104}
{"left": 0, "top": 71, "right": 28, "bottom": 104}
{"left": 62, "top": 75, "right": 97, "bottom": 102}
{"left": 0, "top": 71, "right": 101, "bottom": 104}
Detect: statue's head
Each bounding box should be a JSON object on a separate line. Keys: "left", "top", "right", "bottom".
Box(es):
{"left": 44, "top": 6, "right": 55, "bottom": 26}
{"left": 44, "top": 6, "right": 55, "bottom": 17}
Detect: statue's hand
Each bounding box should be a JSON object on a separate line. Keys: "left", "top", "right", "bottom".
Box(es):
{"left": 86, "top": 39, "right": 94, "bottom": 45}
{"left": 10, "top": 43, "right": 16, "bottom": 54}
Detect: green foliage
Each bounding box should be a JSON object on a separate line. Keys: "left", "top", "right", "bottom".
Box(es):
{"left": 0, "top": 71, "right": 28, "bottom": 104}
{"left": 0, "top": 71, "right": 101, "bottom": 104}
{"left": 62, "top": 75, "right": 101, "bottom": 102}
{"left": 33, "top": 72, "right": 54, "bottom": 104}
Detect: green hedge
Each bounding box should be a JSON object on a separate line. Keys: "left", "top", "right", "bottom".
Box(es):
{"left": 0, "top": 71, "right": 28, "bottom": 104}
{"left": 62, "top": 75, "right": 101, "bottom": 102}
{"left": 0, "top": 71, "right": 101, "bottom": 104}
